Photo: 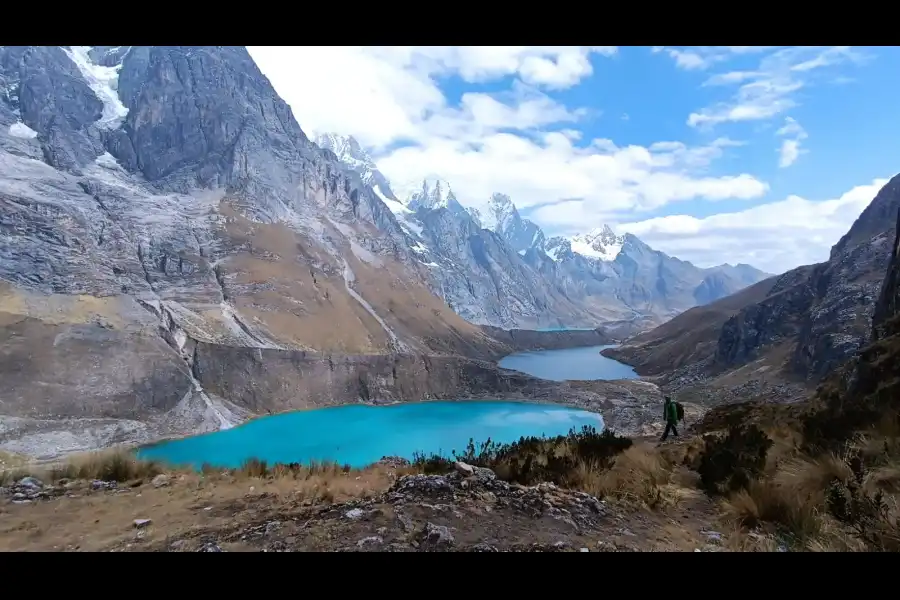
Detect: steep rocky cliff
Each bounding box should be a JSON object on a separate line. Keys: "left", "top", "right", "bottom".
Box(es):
{"left": 607, "top": 175, "right": 900, "bottom": 396}
{"left": 0, "top": 45, "right": 524, "bottom": 456}
{"left": 800, "top": 205, "right": 900, "bottom": 448}
{"left": 850, "top": 206, "right": 900, "bottom": 399}
{"left": 872, "top": 206, "right": 900, "bottom": 340}
{"left": 720, "top": 176, "right": 900, "bottom": 380}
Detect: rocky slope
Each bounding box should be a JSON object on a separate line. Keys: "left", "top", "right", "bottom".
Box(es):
{"left": 0, "top": 45, "right": 502, "bottom": 454}
{"left": 478, "top": 325, "right": 614, "bottom": 351}
{"left": 306, "top": 144, "right": 608, "bottom": 329}
{"left": 318, "top": 133, "right": 770, "bottom": 329}
{"left": 607, "top": 174, "right": 900, "bottom": 397}
{"left": 845, "top": 204, "right": 900, "bottom": 408}
{"left": 815, "top": 202, "right": 900, "bottom": 424}
{"left": 0, "top": 46, "right": 671, "bottom": 459}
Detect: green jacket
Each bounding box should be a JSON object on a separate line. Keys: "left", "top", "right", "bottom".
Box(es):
{"left": 664, "top": 400, "right": 678, "bottom": 424}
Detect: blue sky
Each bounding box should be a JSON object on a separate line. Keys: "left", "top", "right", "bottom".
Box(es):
{"left": 249, "top": 46, "right": 898, "bottom": 274}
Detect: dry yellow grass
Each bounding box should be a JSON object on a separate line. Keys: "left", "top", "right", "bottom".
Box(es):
{"left": 7, "top": 426, "right": 892, "bottom": 552}
{"left": 0, "top": 449, "right": 414, "bottom": 552}
{"left": 569, "top": 442, "right": 700, "bottom": 510}
{"left": 47, "top": 448, "right": 166, "bottom": 483}
{"left": 720, "top": 451, "right": 862, "bottom": 540}
{"left": 0, "top": 451, "right": 29, "bottom": 472}
{"left": 0, "top": 282, "right": 129, "bottom": 328}
{"left": 721, "top": 478, "right": 822, "bottom": 540}
{"left": 717, "top": 424, "right": 900, "bottom": 550}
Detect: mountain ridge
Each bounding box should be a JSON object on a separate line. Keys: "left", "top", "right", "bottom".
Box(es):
{"left": 605, "top": 172, "right": 900, "bottom": 404}
{"left": 315, "top": 131, "right": 772, "bottom": 329}
{"left": 314, "top": 133, "right": 768, "bottom": 276}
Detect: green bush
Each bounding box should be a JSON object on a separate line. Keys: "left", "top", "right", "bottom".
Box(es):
{"left": 697, "top": 424, "right": 773, "bottom": 495}
{"left": 412, "top": 426, "right": 633, "bottom": 487}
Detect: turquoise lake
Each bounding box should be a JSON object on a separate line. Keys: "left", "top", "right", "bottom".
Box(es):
{"left": 137, "top": 401, "right": 605, "bottom": 469}
{"left": 498, "top": 344, "right": 638, "bottom": 382}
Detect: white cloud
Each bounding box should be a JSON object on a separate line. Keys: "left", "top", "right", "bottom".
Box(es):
{"left": 776, "top": 116, "right": 808, "bottom": 168}
{"left": 617, "top": 178, "right": 889, "bottom": 274}
{"left": 249, "top": 46, "right": 769, "bottom": 222}
{"left": 247, "top": 46, "right": 615, "bottom": 149}
{"left": 374, "top": 46, "right": 618, "bottom": 89}
{"left": 383, "top": 135, "right": 766, "bottom": 218}
{"left": 684, "top": 46, "right": 866, "bottom": 129}
{"left": 247, "top": 46, "right": 884, "bottom": 274}
{"left": 664, "top": 48, "right": 710, "bottom": 70}
{"left": 778, "top": 139, "right": 802, "bottom": 168}
{"left": 653, "top": 46, "right": 778, "bottom": 71}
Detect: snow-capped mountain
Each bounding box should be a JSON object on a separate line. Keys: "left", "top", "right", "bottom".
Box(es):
{"left": 314, "top": 132, "right": 400, "bottom": 205}
{"left": 394, "top": 179, "right": 603, "bottom": 328}
{"left": 566, "top": 226, "right": 625, "bottom": 262}
{"left": 317, "top": 131, "right": 771, "bottom": 328}
{"left": 407, "top": 178, "right": 456, "bottom": 211}
{"left": 529, "top": 227, "right": 771, "bottom": 322}
{"left": 0, "top": 45, "right": 519, "bottom": 451}
{"left": 481, "top": 193, "right": 546, "bottom": 255}
{"left": 314, "top": 133, "right": 378, "bottom": 182}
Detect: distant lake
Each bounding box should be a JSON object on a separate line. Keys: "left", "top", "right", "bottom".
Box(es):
{"left": 498, "top": 344, "right": 638, "bottom": 382}
{"left": 533, "top": 326, "right": 597, "bottom": 332}
{"left": 137, "top": 401, "right": 605, "bottom": 470}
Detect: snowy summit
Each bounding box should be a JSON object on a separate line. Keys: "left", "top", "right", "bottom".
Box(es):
{"left": 569, "top": 226, "right": 625, "bottom": 262}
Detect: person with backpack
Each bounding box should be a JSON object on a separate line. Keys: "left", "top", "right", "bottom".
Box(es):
{"left": 661, "top": 395, "right": 683, "bottom": 441}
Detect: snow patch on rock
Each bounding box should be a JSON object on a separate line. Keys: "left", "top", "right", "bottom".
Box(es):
{"left": 61, "top": 45, "right": 128, "bottom": 129}
{"left": 8, "top": 122, "right": 37, "bottom": 139}
{"left": 569, "top": 226, "right": 624, "bottom": 262}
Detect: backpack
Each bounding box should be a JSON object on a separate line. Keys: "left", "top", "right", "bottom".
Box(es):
{"left": 675, "top": 402, "right": 685, "bottom": 422}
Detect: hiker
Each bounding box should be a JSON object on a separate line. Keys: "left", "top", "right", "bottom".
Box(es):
{"left": 661, "top": 395, "right": 679, "bottom": 441}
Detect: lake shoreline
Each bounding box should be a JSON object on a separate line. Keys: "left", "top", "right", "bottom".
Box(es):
{"left": 133, "top": 394, "right": 618, "bottom": 452}
{"left": 137, "top": 341, "right": 644, "bottom": 454}
{"left": 0, "top": 345, "right": 660, "bottom": 465}
{"left": 498, "top": 344, "right": 639, "bottom": 382}
{"left": 136, "top": 399, "right": 610, "bottom": 470}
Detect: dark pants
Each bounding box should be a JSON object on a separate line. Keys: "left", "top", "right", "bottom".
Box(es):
{"left": 661, "top": 421, "right": 678, "bottom": 441}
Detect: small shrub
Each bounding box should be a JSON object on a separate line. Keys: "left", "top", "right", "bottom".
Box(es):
{"left": 723, "top": 479, "right": 822, "bottom": 541}
{"left": 56, "top": 449, "right": 163, "bottom": 483}
{"left": 697, "top": 424, "right": 773, "bottom": 495}
{"left": 585, "top": 443, "right": 676, "bottom": 508}
{"left": 411, "top": 426, "right": 633, "bottom": 488}
{"left": 411, "top": 452, "right": 454, "bottom": 475}
{"left": 240, "top": 458, "right": 269, "bottom": 478}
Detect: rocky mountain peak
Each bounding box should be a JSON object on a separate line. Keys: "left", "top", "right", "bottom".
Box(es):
{"left": 831, "top": 173, "right": 900, "bottom": 261}
{"left": 315, "top": 132, "right": 378, "bottom": 182}
{"left": 568, "top": 226, "right": 625, "bottom": 262}
{"left": 406, "top": 178, "right": 459, "bottom": 211}
{"left": 475, "top": 193, "right": 545, "bottom": 255}
{"left": 544, "top": 236, "right": 573, "bottom": 262}
{"left": 481, "top": 192, "right": 517, "bottom": 232}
